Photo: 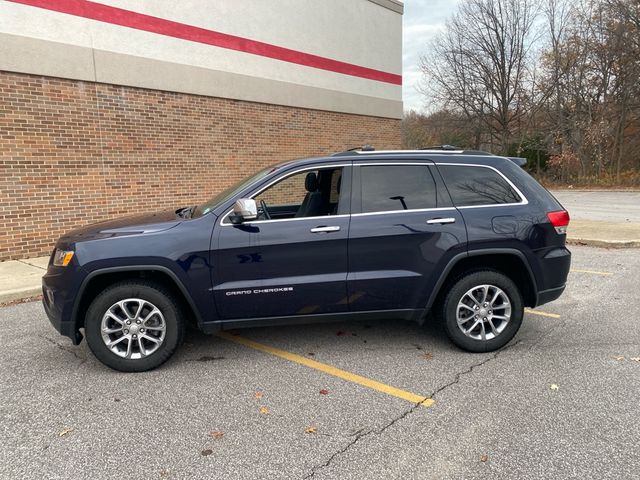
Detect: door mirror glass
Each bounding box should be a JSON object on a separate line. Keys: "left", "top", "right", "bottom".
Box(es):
{"left": 230, "top": 198, "right": 258, "bottom": 224}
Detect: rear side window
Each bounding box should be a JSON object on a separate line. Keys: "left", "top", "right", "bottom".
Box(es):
{"left": 360, "top": 165, "right": 437, "bottom": 213}
{"left": 439, "top": 165, "right": 522, "bottom": 206}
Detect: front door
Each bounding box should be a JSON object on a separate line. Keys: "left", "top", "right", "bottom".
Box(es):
{"left": 213, "top": 165, "right": 351, "bottom": 321}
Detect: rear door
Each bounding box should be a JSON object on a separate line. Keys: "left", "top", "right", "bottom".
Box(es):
{"left": 347, "top": 161, "right": 467, "bottom": 313}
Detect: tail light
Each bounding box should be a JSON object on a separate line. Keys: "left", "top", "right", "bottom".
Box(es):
{"left": 547, "top": 210, "right": 570, "bottom": 234}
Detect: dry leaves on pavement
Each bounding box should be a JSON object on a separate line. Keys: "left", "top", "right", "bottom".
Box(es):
{"left": 209, "top": 431, "right": 224, "bottom": 439}
{"left": 421, "top": 352, "right": 434, "bottom": 360}
{"left": 305, "top": 426, "right": 317, "bottom": 434}
{"left": 255, "top": 391, "right": 263, "bottom": 399}
{"left": 58, "top": 427, "right": 73, "bottom": 437}
{"left": 480, "top": 454, "right": 489, "bottom": 462}
{"left": 550, "top": 384, "right": 560, "bottom": 391}
{"left": 201, "top": 449, "right": 213, "bottom": 457}
{"left": 319, "top": 389, "right": 329, "bottom": 395}
{"left": 259, "top": 406, "right": 269, "bottom": 415}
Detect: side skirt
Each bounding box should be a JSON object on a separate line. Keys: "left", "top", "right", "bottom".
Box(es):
{"left": 200, "top": 309, "right": 426, "bottom": 334}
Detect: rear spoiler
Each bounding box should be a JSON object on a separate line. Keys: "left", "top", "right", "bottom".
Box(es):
{"left": 508, "top": 157, "right": 527, "bottom": 167}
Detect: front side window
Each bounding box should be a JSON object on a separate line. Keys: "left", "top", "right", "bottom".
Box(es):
{"left": 438, "top": 165, "right": 522, "bottom": 206}
{"left": 360, "top": 165, "right": 438, "bottom": 213}
{"left": 251, "top": 167, "right": 344, "bottom": 220}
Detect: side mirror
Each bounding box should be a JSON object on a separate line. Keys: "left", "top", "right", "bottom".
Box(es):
{"left": 229, "top": 198, "right": 258, "bottom": 224}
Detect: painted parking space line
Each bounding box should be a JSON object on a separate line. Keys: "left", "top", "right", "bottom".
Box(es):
{"left": 525, "top": 308, "right": 561, "bottom": 319}
{"left": 217, "top": 332, "right": 434, "bottom": 407}
{"left": 570, "top": 268, "right": 613, "bottom": 276}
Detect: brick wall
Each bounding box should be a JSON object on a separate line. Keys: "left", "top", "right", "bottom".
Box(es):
{"left": 0, "top": 71, "right": 401, "bottom": 261}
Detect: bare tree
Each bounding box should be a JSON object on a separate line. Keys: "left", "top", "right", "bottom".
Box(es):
{"left": 419, "top": 0, "right": 539, "bottom": 153}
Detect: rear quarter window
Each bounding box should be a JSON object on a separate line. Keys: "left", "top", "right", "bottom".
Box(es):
{"left": 439, "top": 165, "right": 522, "bottom": 206}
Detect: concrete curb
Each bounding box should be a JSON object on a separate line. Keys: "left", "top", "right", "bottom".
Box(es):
{"left": 567, "top": 238, "right": 640, "bottom": 248}
{"left": 0, "top": 288, "right": 42, "bottom": 305}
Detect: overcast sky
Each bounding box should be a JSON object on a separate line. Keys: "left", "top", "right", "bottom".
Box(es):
{"left": 402, "top": 0, "right": 459, "bottom": 112}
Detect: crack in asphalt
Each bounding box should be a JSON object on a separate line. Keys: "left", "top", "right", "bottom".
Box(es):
{"left": 39, "top": 334, "right": 87, "bottom": 363}
{"left": 303, "top": 340, "right": 522, "bottom": 479}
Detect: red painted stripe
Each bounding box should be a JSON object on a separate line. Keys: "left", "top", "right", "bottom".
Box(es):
{"left": 7, "top": 0, "right": 402, "bottom": 85}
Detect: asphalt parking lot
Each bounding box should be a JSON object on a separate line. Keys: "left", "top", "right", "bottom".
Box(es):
{"left": 1, "top": 245, "right": 639, "bottom": 479}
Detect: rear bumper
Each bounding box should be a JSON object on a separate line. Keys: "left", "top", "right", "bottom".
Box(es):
{"left": 536, "top": 284, "right": 566, "bottom": 307}
{"left": 534, "top": 247, "right": 571, "bottom": 306}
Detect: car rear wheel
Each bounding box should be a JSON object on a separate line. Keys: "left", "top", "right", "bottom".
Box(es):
{"left": 85, "top": 280, "right": 184, "bottom": 372}
{"left": 440, "top": 270, "right": 523, "bottom": 352}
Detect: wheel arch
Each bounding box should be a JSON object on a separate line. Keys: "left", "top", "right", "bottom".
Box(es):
{"left": 72, "top": 266, "right": 204, "bottom": 336}
{"left": 426, "top": 249, "right": 538, "bottom": 314}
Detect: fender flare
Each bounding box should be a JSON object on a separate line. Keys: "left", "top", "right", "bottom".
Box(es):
{"left": 424, "top": 248, "right": 538, "bottom": 312}
{"left": 71, "top": 265, "right": 205, "bottom": 329}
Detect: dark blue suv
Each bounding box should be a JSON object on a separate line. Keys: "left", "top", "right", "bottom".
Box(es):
{"left": 43, "top": 147, "right": 571, "bottom": 371}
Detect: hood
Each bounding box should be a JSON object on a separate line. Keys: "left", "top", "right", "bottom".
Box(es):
{"left": 59, "top": 209, "right": 184, "bottom": 243}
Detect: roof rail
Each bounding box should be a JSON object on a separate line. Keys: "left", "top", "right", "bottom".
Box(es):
{"left": 418, "top": 144, "right": 461, "bottom": 151}
{"left": 418, "top": 145, "right": 494, "bottom": 156}
{"left": 332, "top": 144, "right": 375, "bottom": 156}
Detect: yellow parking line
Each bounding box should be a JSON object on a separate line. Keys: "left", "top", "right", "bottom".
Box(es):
{"left": 217, "top": 332, "right": 434, "bottom": 407}
{"left": 570, "top": 268, "right": 613, "bottom": 276}
{"left": 525, "top": 308, "right": 561, "bottom": 319}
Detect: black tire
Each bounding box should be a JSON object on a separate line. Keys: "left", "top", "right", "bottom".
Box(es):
{"left": 85, "top": 280, "right": 185, "bottom": 372}
{"left": 439, "top": 269, "right": 523, "bottom": 353}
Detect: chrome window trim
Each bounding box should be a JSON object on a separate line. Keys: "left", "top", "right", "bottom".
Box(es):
{"left": 220, "top": 163, "right": 350, "bottom": 226}
{"left": 351, "top": 207, "right": 457, "bottom": 217}
{"left": 219, "top": 160, "right": 528, "bottom": 226}
{"left": 434, "top": 162, "right": 529, "bottom": 208}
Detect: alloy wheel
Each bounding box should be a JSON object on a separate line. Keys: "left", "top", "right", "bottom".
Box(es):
{"left": 100, "top": 298, "right": 166, "bottom": 359}
{"left": 456, "top": 284, "right": 512, "bottom": 341}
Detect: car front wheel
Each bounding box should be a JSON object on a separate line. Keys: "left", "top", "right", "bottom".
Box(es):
{"left": 85, "top": 280, "right": 184, "bottom": 372}
{"left": 440, "top": 270, "right": 523, "bottom": 353}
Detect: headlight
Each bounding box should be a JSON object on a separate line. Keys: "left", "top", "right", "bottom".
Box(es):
{"left": 53, "top": 249, "right": 74, "bottom": 267}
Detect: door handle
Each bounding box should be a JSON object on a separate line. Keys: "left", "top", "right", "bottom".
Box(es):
{"left": 426, "top": 217, "right": 456, "bottom": 225}
{"left": 310, "top": 226, "right": 341, "bottom": 233}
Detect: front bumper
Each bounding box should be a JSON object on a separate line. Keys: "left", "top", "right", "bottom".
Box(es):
{"left": 42, "top": 268, "right": 84, "bottom": 345}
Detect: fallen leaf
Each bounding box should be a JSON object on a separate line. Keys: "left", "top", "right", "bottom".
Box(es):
{"left": 259, "top": 406, "right": 269, "bottom": 415}
{"left": 114, "top": 398, "right": 121, "bottom": 402}
{"left": 58, "top": 427, "right": 73, "bottom": 437}
{"left": 159, "top": 469, "right": 170, "bottom": 478}
{"left": 480, "top": 454, "right": 489, "bottom": 462}
{"left": 209, "top": 431, "right": 224, "bottom": 439}
{"left": 550, "top": 384, "right": 559, "bottom": 391}
{"left": 421, "top": 352, "right": 434, "bottom": 360}
{"left": 255, "top": 391, "right": 263, "bottom": 399}
{"left": 319, "top": 389, "right": 329, "bottom": 395}
{"left": 631, "top": 357, "right": 640, "bottom": 362}
{"left": 201, "top": 449, "right": 213, "bottom": 457}
{"left": 612, "top": 355, "right": 625, "bottom": 361}
{"left": 305, "top": 426, "right": 317, "bottom": 434}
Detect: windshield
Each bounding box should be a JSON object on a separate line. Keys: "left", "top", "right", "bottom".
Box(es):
{"left": 192, "top": 166, "right": 275, "bottom": 217}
